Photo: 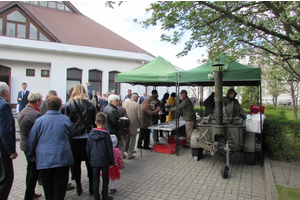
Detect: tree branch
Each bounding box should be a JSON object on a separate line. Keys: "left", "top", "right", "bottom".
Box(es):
{"left": 198, "top": 1, "right": 300, "bottom": 47}
{"left": 263, "top": 1, "right": 296, "bottom": 36}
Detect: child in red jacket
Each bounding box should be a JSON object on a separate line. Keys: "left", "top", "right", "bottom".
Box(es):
{"left": 109, "top": 135, "right": 123, "bottom": 194}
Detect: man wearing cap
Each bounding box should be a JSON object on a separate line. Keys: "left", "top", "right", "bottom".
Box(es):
{"left": 170, "top": 90, "right": 196, "bottom": 148}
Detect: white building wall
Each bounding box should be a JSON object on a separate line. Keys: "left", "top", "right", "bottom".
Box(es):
{"left": 0, "top": 59, "right": 51, "bottom": 102}
{"left": 0, "top": 36, "right": 154, "bottom": 104}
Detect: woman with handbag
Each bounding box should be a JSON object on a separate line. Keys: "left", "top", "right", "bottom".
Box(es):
{"left": 64, "top": 84, "right": 96, "bottom": 196}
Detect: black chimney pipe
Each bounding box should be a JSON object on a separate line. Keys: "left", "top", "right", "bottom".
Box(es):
{"left": 213, "top": 63, "right": 224, "bottom": 125}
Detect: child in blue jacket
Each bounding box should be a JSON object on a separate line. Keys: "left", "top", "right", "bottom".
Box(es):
{"left": 86, "top": 112, "right": 114, "bottom": 200}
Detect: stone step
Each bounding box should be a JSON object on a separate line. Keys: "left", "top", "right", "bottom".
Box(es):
{"left": 12, "top": 108, "right": 18, "bottom": 118}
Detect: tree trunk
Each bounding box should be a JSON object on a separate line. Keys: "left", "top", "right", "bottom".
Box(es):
{"left": 199, "top": 86, "right": 203, "bottom": 104}
{"left": 290, "top": 85, "right": 298, "bottom": 120}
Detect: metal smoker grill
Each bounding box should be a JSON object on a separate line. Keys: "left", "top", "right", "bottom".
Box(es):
{"left": 190, "top": 63, "right": 256, "bottom": 179}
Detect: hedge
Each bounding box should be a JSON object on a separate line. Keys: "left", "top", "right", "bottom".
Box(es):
{"left": 263, "top": 110, "right": 300, "bottom": 162}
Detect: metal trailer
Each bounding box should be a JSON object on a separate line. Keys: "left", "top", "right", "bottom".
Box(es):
{"left": 190, "top": 63, "right": 261, "bottom": 179}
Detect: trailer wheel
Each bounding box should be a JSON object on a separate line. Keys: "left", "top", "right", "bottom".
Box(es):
{"left": 245, "top": 152, "right": 255, "bottom": 165}
{"left": 221, "top": 165, "right": 229, "bottom": 179}
{"left": 191, "top": 148, "right": 203, "bottom": 161}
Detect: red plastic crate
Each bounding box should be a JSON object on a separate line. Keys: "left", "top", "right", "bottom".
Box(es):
{"left": 153, "top": 143, "right": 176, "bottom": 154}
{"left": 179, "top": 137, "right": 186, "bottom": 146}
{"left": 167, "top": 136, "right": 186, "bottom": 146}
{"left": 167, "top": 136, "right": 175, "bottom": 144}
{"left": 250, "top": 105, "right": 265, "bottom": 114}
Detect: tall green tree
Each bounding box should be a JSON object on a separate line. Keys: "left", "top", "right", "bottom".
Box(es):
{"left": 257, "top": 54, "right": 299, "bottom": 119}
{"left": 261, "top": 66, "right": 285, "bottom": 107}
{"left": 240, "top": 86, "right": 260, "bottom": 109}
{"left": 133, "top": 1, "right": 300, "bottom": 80}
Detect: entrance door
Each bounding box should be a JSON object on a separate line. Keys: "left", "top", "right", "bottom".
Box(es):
{"left": 0, "top": 65, "right": 11, "bottom": 103}
{"left": 0, "top": 65, "right": 10, "bottom": 84}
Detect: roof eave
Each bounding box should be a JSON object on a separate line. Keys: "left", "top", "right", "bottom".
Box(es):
{"left": 0, "top": 36, "right": 155, "bottom": 62}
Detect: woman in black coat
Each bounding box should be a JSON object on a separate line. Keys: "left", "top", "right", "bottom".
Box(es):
{"left": 65, "top": 84, "right": 96, "bottom": 196}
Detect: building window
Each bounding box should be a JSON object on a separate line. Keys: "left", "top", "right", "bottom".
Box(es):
{"left": 1, "top": 8, "right": 52, "bottom": 41}
{"left": 7, "top": 10, "right": 26, "bottom": 22}
{"left": 109, "top": 71, "right": 120, "bottom": 95}
{"left": 67, "top": 68, "right": 81, "bottom": 81}
{"left": 41, "top": 70, "right": 50, "bottom": 77}
{"left": 0, "top": 18, "right": 2, "bottom": 35}
{"left": 48, "top": 1, "right": 56, "bottom": 9}
{"left": 39, "top": 32, "right": 49, "bottom": 41}
{"left": 17, "top": 24, "right": 26, "bottom": 38}
{"left": 66, "top": 68, "right": 82, "bottom": 100}
{"left": 26, "top": 69, "right": 35, "bottom": 76}
{"left": 89, "top": 70, "right": 102, "bottom": 95}
{"left": 6, "top": 23, "right": 15, "bottom": 37}
{"left": 57, "top": 2, "right": 65, "bottom": 10}
{"left": 29, "top": 23, "right": 37, "bottom": 39}
{"left": 39, "top": 1, "right": 47, "bottom": 7}
{"left": 22, "top": 1, "right": 73, "bottom": 12}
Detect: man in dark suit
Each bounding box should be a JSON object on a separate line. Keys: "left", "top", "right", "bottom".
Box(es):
{"left": 0, "top": 81, "right": 18, "bottom": 200}
{"left": 17, "top": 82, "right": 30, "bottom": 112}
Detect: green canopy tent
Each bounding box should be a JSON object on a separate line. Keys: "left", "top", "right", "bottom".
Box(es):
{"left": 178, "top": 60, "right": 261, "bottom": 86}
{"left": 115, "top": 56, "right": 182, "bottom": 155}
{"left": 115, "top": 56, "right": 179, "bottom": 86}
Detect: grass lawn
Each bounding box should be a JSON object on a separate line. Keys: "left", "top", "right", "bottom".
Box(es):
{"left": 274, "top": 105, "right": 299, "bottom": 120}
{"left": 283, "top": 109, "right": 300, "bottom": 120}
{"left": 277, "top": 185, "right": 300, "bottom": 200}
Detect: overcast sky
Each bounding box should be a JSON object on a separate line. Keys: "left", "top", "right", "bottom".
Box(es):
{"left": 71, "top": 0, "right": 207, "bottom": 70}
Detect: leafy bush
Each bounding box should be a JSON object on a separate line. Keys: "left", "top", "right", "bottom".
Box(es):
{"left": 263, "top": 110, "right": 300, "bottom": 162}
{"left": 265, "top": 105, "right": 276, "bottom": 110}
{"left": 193, "top": 106, "right": 204, "bottom": 117}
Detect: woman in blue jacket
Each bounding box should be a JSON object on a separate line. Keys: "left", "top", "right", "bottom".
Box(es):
{"left": 27, "top": 96, "right": 74, "bottom": 200}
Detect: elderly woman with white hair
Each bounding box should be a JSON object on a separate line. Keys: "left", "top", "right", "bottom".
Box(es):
{"left": 103, "top": 95, "right": 122, "bottom": 141}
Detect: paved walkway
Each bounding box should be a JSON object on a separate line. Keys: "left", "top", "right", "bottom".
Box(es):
{"left": 9, "top": 134, "right": 266, "bottom": 200}
{"left": 270, "top": 160, "right": 300, "bottom": 189}
{"left": 11, "top": 115, "right": 300, "bottom": 200}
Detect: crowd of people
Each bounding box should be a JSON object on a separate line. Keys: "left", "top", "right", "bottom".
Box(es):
{"left": 3, "top": 80, "right": 235, "bottom": 200}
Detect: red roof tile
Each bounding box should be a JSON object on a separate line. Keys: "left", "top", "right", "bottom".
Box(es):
{"left": 0, "top": 1, "right": 154, "bottom": 57}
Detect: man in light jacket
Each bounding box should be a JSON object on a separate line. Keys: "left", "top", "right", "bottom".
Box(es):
{"left": 122, "top": 93, "right": 143, "bottom": 159}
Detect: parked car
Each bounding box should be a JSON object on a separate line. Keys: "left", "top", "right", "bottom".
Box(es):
{"left": 278, "top": 100, "right": 292, "bottom": 105}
